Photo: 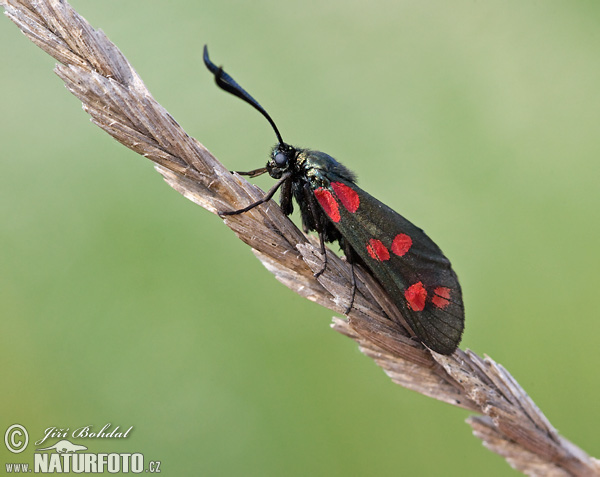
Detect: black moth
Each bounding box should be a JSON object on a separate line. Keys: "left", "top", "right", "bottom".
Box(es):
{"left": 203, "top": 46, "right": 464, "bottom": 355}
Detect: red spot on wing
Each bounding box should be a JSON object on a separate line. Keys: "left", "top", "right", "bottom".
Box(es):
{"left": 366, "top": 239, "right": 390, "bottom": 261}
{"left": 432, "top": 287, "right": 451, "bottom": 309}
{"left": 314, "top": 188, "right": 340, "bottom": 222}
{"left": 331, "top": 182, "right": 360, "bottom": 213}
{"left": 405, "top": 282, "right": 427, "bottom": 311}
{"left": 391, "top": 233, "right": 412, "bottom": 256}
{"left": 434, "top": 287, "right": 451, "bottom": 299}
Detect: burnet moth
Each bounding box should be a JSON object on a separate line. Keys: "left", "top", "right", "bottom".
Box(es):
{"left": 203, "top": 46, "right": 464, "bottom": 355}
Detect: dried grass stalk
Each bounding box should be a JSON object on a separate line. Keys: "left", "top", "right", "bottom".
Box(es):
{"left": 2, "top": 0, "right": 598, "bottom": 474}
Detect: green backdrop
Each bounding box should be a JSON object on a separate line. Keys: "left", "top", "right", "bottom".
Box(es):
{"left": 1, "top": 1, "right": 599, "bottom": 475}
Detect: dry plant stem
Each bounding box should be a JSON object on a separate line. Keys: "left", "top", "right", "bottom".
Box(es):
{"left": 2, "top": 1, "right": 598, "bottom": 475}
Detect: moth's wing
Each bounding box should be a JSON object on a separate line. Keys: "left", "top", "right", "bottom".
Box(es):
{"left": 315, "top": 177, "right": 464, "bottom": 354}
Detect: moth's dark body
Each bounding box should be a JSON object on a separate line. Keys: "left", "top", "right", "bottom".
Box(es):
{"left": 268, "top": 145, "right": 464, "bottom": 355}
{"left": 202, "top": 46, "right": 465, "bottom": 355}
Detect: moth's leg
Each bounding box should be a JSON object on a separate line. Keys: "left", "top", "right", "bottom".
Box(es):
{"left": 342, "top": 242, "right": 358, "bottom": 315}
{"left": 234, "top": 167, "right": 268, "bottom": 178}
{"left": 314, "top": 231, "right": 328, "bottom": 278}
{"left": 279, "top": 177, "right": 293, "bottom": 216}
{"left": 220, "top": 173, "right": 291, "bottom": 216}
{"left": 302, "top": 183, "right": 328, "bottom": 277}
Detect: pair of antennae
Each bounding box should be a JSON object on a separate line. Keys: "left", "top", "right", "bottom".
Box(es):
{"left": 203, "top": 45, "right": 284, "bottom": 145}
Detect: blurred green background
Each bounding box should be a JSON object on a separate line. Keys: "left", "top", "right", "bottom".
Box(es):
{"left": 1, "top": 1, "right": 599, "bottom": 475}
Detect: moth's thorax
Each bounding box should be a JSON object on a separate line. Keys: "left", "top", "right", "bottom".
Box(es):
{"left": 299, "top": 149, "right": 358, "bottom": 187}
{"left": 297, "top": 151, "right": 332, "bottom": 188}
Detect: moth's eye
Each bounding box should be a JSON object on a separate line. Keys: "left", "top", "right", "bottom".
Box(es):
{"left": 274, "top": 152, "right": 287, "bottom": 166}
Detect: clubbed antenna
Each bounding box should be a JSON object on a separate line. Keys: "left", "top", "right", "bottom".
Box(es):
{"left": 203, "top": 45, "right": 284, "bottom": 145}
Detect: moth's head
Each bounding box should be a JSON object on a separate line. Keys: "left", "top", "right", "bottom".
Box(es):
{"left": 267, "top": 143, "right": 297, "bottom": 178}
